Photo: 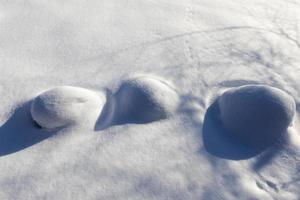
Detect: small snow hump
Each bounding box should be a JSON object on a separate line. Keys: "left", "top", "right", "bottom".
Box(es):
{"left": 114, "top": 75, "right": 180, "bottom": 124}
{"left": 31, "top": 86, "right": 106, "bottom": 129}
{"left": 218, "top": 85, "right": 296, "bottom": 148}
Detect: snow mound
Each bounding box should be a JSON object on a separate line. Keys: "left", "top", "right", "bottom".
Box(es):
{"left": 31, "top": 86, "right": 106, "bottom": 129}
{"left": 218, "top": 85, "right": 296, "bottom": 148}
{"left": 114, "top": 75, "right": 180, "bottom": 124}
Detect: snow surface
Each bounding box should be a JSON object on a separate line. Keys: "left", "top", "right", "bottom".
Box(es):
{"left": 114, "top": 75, "right": 180, "bottom": 124}
{"left": 218, "top": 85, "right": 295, "bottom": 149}
{"left": 0, "top": 0, "right": 300, "bottom": 199}
{"left": 31, "top": 86, "right": 106, "bottom": 129}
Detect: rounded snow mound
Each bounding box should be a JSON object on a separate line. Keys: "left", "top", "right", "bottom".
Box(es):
{"left": 114, "top": 75, "right": 180, "bottom": 124}
{"left": 218, "top": 85, "right": 296, "bottom": 148}
{"left": 31, "top": 86, "right": 106, "bottom": 129}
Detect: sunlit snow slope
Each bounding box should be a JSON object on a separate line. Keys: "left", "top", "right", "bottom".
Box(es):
{"left": 0, "top": 0, "right": 300, "bottom": 199}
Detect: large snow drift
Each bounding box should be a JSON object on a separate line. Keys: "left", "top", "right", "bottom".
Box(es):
{"left": 31, "top": 86, "right": 106, "bottom": 129}
{"left": 218, "top": 85, "right": 296, "bottom": 148}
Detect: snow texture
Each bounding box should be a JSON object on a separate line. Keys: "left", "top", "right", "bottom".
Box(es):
{"left": 218, "top": 85, "right": 296, "bottom": 148}
{"left": 31, "top": 86, "right": 106, "bottom": 129}
{"left": 0, "top": 0, "right": 300, "bottom": 199}
{"left": 113, "top": 75, "right": 180, "bottom": 124}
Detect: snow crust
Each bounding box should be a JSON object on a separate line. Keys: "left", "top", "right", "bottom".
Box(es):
{"left": 31, "top": 86, "right": 106, "bottom": 129}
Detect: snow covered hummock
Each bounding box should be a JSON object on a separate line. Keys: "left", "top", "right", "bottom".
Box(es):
{"left": 218, "top": 85, "right": 296, "bottom": 148}
{"left": 114, "top": 75, "right": 180, "bottom": 124}
{"left": 0, "top": 0, "right": 300, "bottom": 199}
{"left": 31, "top": 86, "right": 106, "bottom": 129}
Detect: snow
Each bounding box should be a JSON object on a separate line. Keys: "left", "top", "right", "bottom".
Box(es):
{"left": 31, "top": 86, "right": 106, "bottom": 129}
{"left": 218, "top": 85, "right": 296, "bottom": 149}
{"left": 113, "top": 75, "right": 180, "bottom": 124}
{"left": 0, "top": 0, "right": 300, "bottom": 199}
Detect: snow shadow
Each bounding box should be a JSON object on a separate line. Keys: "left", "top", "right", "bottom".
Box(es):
{"left": 219, "top": 79, "right": 260, "bottom": 88}
{"left": 94, "top": 90, "right": 116, "bottom": 130}
{"left": 112, "top": 85, "right": 168, "bottom": 125}
{"left": 202, "top": 99, "right": 267, "bottom": 160}
{"left": 95, "top": 75, "right": 180, "bottom": 130}
{"left": 94, "top": 88, "right": 169, "bottom": 130}
{"left": 0, "top": 101, "right": 54, "bottom": 157}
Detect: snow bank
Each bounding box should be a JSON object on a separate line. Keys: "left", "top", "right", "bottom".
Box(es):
{"left": 31, "top": 86, "right": 106, "bottom": 129}
{"left": 114, "top": 75, "right": 180, "bottom": 124}
{"left": 218, "top": 85, "right": 296, "bottom": 148}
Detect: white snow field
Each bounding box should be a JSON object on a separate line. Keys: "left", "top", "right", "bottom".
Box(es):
{"left": 0, "top": 0, "right": 300, "bottom": 199}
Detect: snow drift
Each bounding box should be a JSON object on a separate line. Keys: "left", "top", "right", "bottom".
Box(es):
{"left": 114, "top": 75, "right": 180, "bottom": 124}
{"left": 31, "top": 86, "right": 106, "bottom": 129}
{"left": 218, "top": 85, "right": 296, "bottom": 148}
{"left": 1, "top": 0, "right": 300, "bottom": 199}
